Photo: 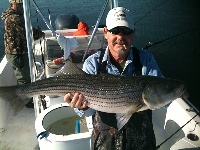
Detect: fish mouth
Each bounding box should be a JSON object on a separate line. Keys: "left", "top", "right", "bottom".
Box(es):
{"left": 180, "top": 90, "right": 189, "bottom": 99}
{"left": 180, "top": 83, "right": 189, "bottom": 99}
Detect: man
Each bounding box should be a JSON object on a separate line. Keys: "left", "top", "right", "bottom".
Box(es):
{"left": 64, "top": 7, "right": 163, "bottom": 150}
{"left": 1, "top": 0, "right": 44, "bottom": 107}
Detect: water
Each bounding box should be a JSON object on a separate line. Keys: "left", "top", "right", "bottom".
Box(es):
{"left": 0, "top": 0, "right": 200, "bottom": 109}
{"left": 47, "top": 116, "right": 88, "bottom": 135}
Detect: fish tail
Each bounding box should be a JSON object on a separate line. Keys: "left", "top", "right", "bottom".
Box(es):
{"left": 0, "top": 86, "right": 30, "bottom": 115}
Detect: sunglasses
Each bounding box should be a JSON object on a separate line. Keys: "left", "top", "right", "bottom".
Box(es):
{"left": 108, "top": 27, "right": 133, "bottom": 35}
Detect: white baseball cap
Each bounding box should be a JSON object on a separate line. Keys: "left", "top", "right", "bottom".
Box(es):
{"left": 9, "top": 0, "right": 23, "bottom": 3}
{"left": 106, "top": 7, "right": 134, "bottom": 30}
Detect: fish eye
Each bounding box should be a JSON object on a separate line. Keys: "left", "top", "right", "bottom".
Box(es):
{"left": 168, "top": 84, "right": 175, "bottom": 90}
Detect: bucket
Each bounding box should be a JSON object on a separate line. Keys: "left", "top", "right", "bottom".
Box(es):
{"left": 35, "top": 103, "right": 91, "bottom": 150}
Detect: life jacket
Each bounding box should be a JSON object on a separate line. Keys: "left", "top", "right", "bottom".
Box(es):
{"left": 91, "top": 47, "right": 156, "bottom": 150}
{"left": 73, "top": 21, "right": 89, "bottom": 36}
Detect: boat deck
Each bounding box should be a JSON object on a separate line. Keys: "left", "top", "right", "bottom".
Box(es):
{"left": 0, "top": 107, "right": 38, "bottom": 150}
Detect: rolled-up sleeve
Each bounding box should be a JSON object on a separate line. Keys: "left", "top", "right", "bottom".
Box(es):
{"left": 74, "top": 108, "right": 96, "bottom": 117}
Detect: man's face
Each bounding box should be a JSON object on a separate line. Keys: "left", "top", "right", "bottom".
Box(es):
{"left": 104, "top": 26, "right": 134, "bottom": 57}
{"left": 12, "top": 2, "right": 23, "bottom": 14}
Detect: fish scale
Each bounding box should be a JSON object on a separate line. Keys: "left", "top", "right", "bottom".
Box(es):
{"left": 0, "top": 69, "right": 188, "bottom": 116}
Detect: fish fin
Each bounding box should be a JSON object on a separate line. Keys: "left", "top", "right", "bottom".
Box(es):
{"left": 137, "top": 105, "right": 148, "bottom": 112}
{"left": 116, "top": 104, "right": 144, "bottom": 130}
{"left": 0, "top": 86, "right": 30, "bottom": 115}
{"left": 54, "top": 59, "right": 85, "bottom": 76}
{"left": 12, "top": 97, "right": 27, "bottom": 115}
{"left": 116, "top": 113, "right": 132, "bottom": 131}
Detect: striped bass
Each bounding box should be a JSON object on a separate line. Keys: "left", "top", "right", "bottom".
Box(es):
{"left": 0, "top": 60, "right": 188, "bottom": 130}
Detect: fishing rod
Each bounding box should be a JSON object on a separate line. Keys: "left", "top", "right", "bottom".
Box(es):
{"left": 48, "top": 8, "right": 53, "bottom": 37}
{"left": 36, "top": 10, "right": 40, "bottom": 30}
{"left": 156, "top": 105, "right": 200, "bottom": 149}
{"left": 48, "top": 9, "right": 52, "bottom": 28}
{"left": 134, "top": 0, "right": 168, "bottom": 25}
{"left": 134, "top": 0, "right": 200, "bottom": 50}
{"left": 143, "top": 26, "right": 200, "bottom": 49}
{"left": 82, "top": 0, "right": 109, "bottom": 61}
{"left": 32, "top": 0, "right": 57, "bottom": 37}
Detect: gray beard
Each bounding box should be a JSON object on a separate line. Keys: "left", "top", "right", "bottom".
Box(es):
{"left": 114, "top": 46, "right": 127, "bottom": 56}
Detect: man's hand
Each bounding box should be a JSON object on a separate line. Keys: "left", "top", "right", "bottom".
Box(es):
{"left": 64, "top": 92, "right": 88, "bottom": 110}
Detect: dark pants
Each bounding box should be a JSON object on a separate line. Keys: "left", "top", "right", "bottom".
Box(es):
{"left": 6, "top": 54, "right": 31, "bottom": 85}
{"left": 91, "top": 111, "right": 156, "bottom": 150}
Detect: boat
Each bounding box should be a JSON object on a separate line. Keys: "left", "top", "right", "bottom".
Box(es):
{"left": 0, "top": 0, "right": 200, "bottom": 149}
